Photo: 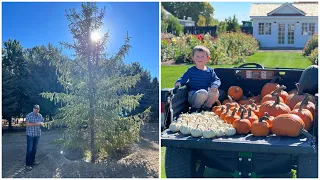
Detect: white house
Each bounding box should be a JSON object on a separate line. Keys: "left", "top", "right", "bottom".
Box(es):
{"left": 250, "top": 2, "right": 318, "bottom": 48}
{"left": 178, "top": 17, "right": 195, "bottom": 27}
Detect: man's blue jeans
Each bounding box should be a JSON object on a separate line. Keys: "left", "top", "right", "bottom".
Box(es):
{"left": 26, "top": 136, "right": 40, "bottom": 166}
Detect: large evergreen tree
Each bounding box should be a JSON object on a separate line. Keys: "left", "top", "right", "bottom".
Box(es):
{"left": 41, "top": 2, "right": 145, "bottom": 162}
{"left": 24, "top": 44, "right": 65, "bottom": 117}
{"left": 2, "top": 39, "right": 29, "bottom": 128}
{"left": 123, "top": 62, "right": 159, "bottom": 122}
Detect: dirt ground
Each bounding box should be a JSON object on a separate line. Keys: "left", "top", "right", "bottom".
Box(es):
{"left": 2, "top": 123, "right": 159, "bottom": 178}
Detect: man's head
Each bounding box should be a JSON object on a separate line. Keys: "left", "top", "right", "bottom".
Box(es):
{"left": 192, "top": 45, "right": 210, "bottom": 66}
{"left": 33, "top": 105, "right": 40, "bottom": 114}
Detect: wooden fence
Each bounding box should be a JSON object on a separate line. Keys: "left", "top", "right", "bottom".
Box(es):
{"left": 167, "top": 25, "right": 252, "bottom": 36}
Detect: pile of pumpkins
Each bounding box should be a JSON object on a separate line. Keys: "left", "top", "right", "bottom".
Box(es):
{"left": 169, "top": 111, "right": 237, "bottom": 138}
{"left": 218, "top": 76, "right": 316, "bottom": 137}
{"left": 169, "top": 65, "right": 317, "bottom": 138}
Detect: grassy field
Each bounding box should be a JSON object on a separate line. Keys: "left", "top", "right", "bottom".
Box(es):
{"left": 161, "top": 51, "right": 311, "bottom": 178}
{"left": 161, "top": 52, "right": 311, "bottom": 88}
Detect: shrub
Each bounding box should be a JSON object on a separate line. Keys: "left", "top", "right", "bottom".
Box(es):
{"left": 162, "top": 32, "right": 259, "bottom": 64}
{"left": 166, "top": 15, "right": 183, "bottom": 36}
{"left": 161, "top": 39, "right": 174, "bottom": 62}
{"left": 303, "top": 35, "right": 318, "bottom": 56}
{"left": 309, "top": 47, "right": 318, "bottom": 65}
{"left": 214, "top": 32, "right": 259, "bottom": 64}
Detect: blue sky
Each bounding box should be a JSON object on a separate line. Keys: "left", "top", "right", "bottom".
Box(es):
{"left": 211, "top": 2, "right": 252, "bottom": 23}
{"left": 2, "top": 2, "right": 159, "bottom": 78}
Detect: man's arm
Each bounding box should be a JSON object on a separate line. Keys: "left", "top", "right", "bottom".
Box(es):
{"left": 26, "top": 122, "right": 41, "bottom": 126}
{"left": 25, "top": 114, "right": 41, "bottom": 126}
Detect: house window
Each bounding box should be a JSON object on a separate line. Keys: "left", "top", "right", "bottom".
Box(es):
{"left": 302, "top": 23, "right": 308, "bottom": 35}
{"left": 259, "top": 23, "right": 264, "bottom": 35}
{"left": 265, "top": 23, "right": 271, "bottom": 35}
{"left": 309, "top": 23, "right": 315, "bottom": 35}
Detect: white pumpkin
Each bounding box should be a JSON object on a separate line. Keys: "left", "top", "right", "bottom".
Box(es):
{"left": 169, "top": 122, "right": 181, "bottom": 133}
{"left": 191, "top": 125, "right": 204, "bottom": 137}
{"left": 203, "top": 129, "right": 216, "bottom": 138}
{"left": 225, "top": 127, "right": 236, "bottom": 136}
{"left": 180, "top": 124, "right": 192, "bottom": 135}
{"left": 216, "top": 128, "right": 224, "bottom": 137}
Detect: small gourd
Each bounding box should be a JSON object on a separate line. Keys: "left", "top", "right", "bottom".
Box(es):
{"left": 203, "top": 129, "right": 216, "bottom": 138}
{"left": 180, "top": 123, "right": 192, "bottom": 135}
{"left": 169, "top": 122, "right": 181, "bottom": 132}
{"left": 225, "top": 126, "right": 236, "bottom": 136}
{"left": 216, "top": 128, "right": 224, "bottom": 137}
{"left": 191, "top": 124, "right": 204, "bottom": 137}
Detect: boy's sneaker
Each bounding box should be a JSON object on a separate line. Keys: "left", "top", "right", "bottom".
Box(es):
{"left": 25, "top": 166, "right": 32, "bottom": 171}
{"left": 202, "top": 106, "right": 212, "bottom": 112}
{"left": 190, "top": 107, "right": 200, "bottom": 113}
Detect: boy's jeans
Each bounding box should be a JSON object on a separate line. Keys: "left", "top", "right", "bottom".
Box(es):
{"left": 188, "top": 89, "right": 219, "bottom": 109}
{"left": 26, "top": 135, "right": 40, "bottom": 166}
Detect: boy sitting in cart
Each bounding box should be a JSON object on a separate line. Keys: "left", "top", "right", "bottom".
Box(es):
{"left": 174, "top": 45, "right": 221, "bottom": 113}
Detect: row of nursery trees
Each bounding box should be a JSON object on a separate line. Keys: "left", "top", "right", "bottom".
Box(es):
{"left": 2, "top": 3, "right": 159, "bottom": 162}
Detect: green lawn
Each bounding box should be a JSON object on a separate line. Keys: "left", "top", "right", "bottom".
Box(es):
{"left": 161, "top": 52, "right": 311, "bottom": 88}
{"left": 161, "top": 51, "right": 311, "bottom": 178}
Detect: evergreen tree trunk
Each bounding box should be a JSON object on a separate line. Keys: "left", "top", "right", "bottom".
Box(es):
{"left": 8, "top": 117, "right": 12, "bottom": 129}
{"left": 88, "top": 49, "right": 96, "bottom": 163}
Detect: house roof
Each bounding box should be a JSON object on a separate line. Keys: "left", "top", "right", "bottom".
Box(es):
{"left": 250, "top": 2, "right": 318, "bottom": 17}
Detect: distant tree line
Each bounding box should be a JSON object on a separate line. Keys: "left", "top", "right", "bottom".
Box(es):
{"left": 2, "top": 39, "right": 159, "bottom": 128}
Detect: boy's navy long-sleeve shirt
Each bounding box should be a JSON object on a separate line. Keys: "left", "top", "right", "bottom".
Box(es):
{"left": 176, "top": 66, "right": 221, "bottom": 91}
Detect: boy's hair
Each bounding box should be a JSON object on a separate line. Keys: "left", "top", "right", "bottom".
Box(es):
{"left": 192, "top": 45, "right": 210, "bottom": 57}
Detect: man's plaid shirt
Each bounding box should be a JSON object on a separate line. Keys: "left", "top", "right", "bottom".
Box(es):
{"left": 26, "top": 112, "right": 44, "bottom": 137}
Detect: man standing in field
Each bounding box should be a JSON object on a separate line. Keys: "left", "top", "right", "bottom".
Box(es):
{"left": 25, "top": 104, "right": 44, "bottom": 170}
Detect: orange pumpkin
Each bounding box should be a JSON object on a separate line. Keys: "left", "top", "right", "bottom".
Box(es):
{"left": 246, "top": 108, "right": 259, "bottom": 124}
{"left": 236, "top": 105, "right": 248, "bottom": 116}
{"left": 220, "top": 104, "right": 231, "bottom": 120}
{"left": 260, "top": 76, "right": 280, "bottom": 98}
{"left": 293, "top": 94, "right": 315, "bottom": 117}
{"left": 228, "top": 86, "right": 243, "bottom": 101}
{"left": 277, "top": 85, "right": 289, "bottom": 103}
{"left": 291, "top": 95, "right": 314, "bottom": 131}
{"left": 251, "top": 116, "right": 270, "bottom": 137}
{"left": 215, "top": 106, "right": 226, "bottom": 116}
{"left": 222, "top": 95, "right": 236, "bottom": 105}
{"left": 248, "top": 91, "right": 261, "bottom": 104}
{"left": 264, "top": 112, "right": 274, "bottom": 128}
{"left": 223, "top": 96, "right": 239, "bottom": 110}
{"left": 286, "top": 83, "right": 306, "bottom": 110}
{"left": 251, "top": 103, "right": 260, "bottom": 116}
{"left": 224, "top": 108, "right": 240, "bottom": 124}
{"left": 271, "top": 114, "right": 309, "bottom": 137}
{"left": 258, "top": 94, "right": 291, "bottom": 118}
{"left": 232, "top": 110, "right": 252, "bottom": 134}
{"left": 212, "top": 100, "right": 222, "bottom": 112}
{"left": 261, "top": 85, "right": 286, "bottom": 104}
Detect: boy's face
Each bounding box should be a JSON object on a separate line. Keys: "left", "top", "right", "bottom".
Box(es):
{"left": 192, "top": 50, "right": 209, "bottom": 66}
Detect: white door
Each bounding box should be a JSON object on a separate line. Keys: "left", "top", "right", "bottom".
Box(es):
{"left": 277, "top": 23, "right": 295, "bottom": 47}
{"left": 278, "top": 23, "right": 285, "bottom": 46}
{"left": 287, "top": 24, "right": 295, "bottom": 47}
